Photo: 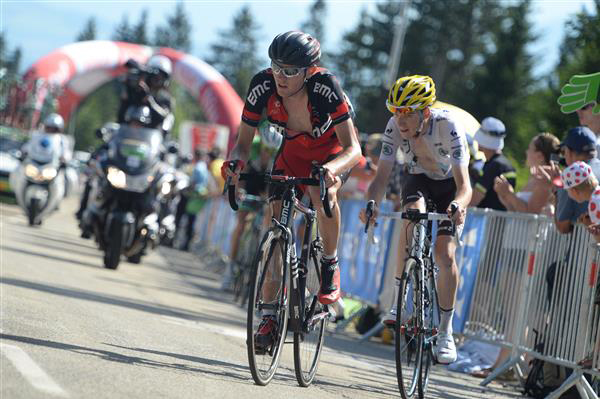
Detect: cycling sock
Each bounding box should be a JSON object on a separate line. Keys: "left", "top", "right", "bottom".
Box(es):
{"left": 320, "top": 256, "right": 339, "bottom": 293}
{"left": 323, "top": 251, "right": 337, "bottom": 260}
{"left": 439, "top": 307, "right": 454, "bottom": 335}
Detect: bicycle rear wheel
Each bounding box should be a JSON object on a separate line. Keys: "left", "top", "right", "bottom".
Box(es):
{"left": 293, "top": 249, "right": 326, "bottom": 387}
{"left": 395, "top": 258, "right": 423, "bottom": 399}
{"left": 419, "top": 259, "right": 439, "bottom": 397}
{"left": 247, "top": 230, "right": 289, "bottom": 386}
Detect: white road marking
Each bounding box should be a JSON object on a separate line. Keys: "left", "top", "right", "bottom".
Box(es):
{"left": 0, "top": 343, "right": 69, "bottom": 397}
{"left": 161, "top": 316, "right": 246, "bottom": 340}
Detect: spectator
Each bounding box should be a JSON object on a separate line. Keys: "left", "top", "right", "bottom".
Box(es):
{"left": 575, "top": 101, "right": 600, "bottom": 153}
{"left": 176, "top": 148, "right": 210, "bottom": 251}
{"left": 207, "top": 148, "right": 225, "bottom": 195}
{"left": 493, "top": 133, "right": 561, "bottom": 216}
{"left": 549, "top": 126, "right": 600, "bottom": 234}
{"left": 469, "top": 117, "right": 517, "bottom": 211}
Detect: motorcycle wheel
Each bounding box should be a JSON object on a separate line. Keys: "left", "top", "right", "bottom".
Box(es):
{"left": 104, "top": 221, "right": 123, "bottom": 270}
{"left": 28, "top": 198, "right": 39, "bottom": 226}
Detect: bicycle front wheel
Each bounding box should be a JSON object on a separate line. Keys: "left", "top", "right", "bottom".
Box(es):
{"left": 419, "top": 259, "right": 439, "bottom": 396}
{"left": 293, "top": 250, "right": 326, "bottom": 387}
{"left": 247, "top": 230, "right": 289, "bottom": 386}
{"left": 396, "top": 258, "right": 423, "bottom": 399}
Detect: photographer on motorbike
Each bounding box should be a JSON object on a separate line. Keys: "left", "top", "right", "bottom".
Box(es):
{"left": 117, "top": 55, "right": 175, "bottom": 138}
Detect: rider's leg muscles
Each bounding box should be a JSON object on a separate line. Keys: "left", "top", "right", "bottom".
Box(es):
{"left": 230, "top": 210, "right": 249, "bottom": 262}
{"left": 307, "top": 181, "right": 342, "bottom": 304}
{"left": 307, "top": 182, "right": 341, "bottom": 256}
{"left": 260, "top": 200, "right": 283, "bottom": 309}
{"left": 434, "top": 235, "right": 459, "bottom": 334}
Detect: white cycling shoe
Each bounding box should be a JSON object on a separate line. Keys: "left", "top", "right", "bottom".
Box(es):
{"left": 435, "top": 333, "right": 457, "bottom": 364}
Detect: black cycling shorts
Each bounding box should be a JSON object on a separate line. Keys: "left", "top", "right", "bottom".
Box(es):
{"left": 401, "top": 173, "right": 456, "bottom": 236}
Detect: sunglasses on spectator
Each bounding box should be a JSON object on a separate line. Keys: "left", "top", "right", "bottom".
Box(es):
{"left": 271, "top": 62, "right": 306, "bottom": 78}
{"left": 481, "top": 128, "right": 506, "bottom": 137}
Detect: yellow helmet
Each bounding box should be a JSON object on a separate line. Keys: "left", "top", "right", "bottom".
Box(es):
{"left": 386, "top": 75, "right": 436, "bottom": 114}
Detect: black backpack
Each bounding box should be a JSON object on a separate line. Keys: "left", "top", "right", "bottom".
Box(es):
{"left": 522, "top": 331, "right": 580, "bottom": 399}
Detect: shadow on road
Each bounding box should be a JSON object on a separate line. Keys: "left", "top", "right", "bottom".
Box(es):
{"left": 0, "top": 333, "right": 251, "bottom": 383}
{"left": 1, "top": 245, "right": 100, "bottom": 269}
{"left": 0, "top": 277, "right": 245, "bottom": 329}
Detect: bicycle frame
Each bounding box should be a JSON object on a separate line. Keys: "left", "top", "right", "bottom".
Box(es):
{"left": 272, "top": 185, "right": 324, "bottom": 333}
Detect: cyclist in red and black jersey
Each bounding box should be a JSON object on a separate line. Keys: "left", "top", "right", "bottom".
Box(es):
{"left": 222, "top": 32, "right": 361, "bottom": 339}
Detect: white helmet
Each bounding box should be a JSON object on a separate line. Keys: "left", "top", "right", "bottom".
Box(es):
{"left": 43, "top": 113, "right": 64, "bottom": 132}
{"left": 147, "top": 55, "right": 172, "bottom": 76}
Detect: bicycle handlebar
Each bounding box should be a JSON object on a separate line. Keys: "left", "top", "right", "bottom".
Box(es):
{"left": 224, "top": 165, "right": 332, "bottom": 218}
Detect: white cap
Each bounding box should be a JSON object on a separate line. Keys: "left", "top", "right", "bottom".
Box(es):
{"left": 560, "top": 161, "right": 593, "bottom": 189}
{"left": 474, "top": 116, "right": 506, "bottom": 151}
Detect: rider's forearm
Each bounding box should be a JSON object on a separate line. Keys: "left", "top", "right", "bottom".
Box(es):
{"left": 230, "top": 123, "right": 255, "bottom": 162}
{"left": 453, "top": 184, "right": 472, "bottom": 209}
{"left": 367, "top": 164, "right": 392, "bottom": 205}
{"left": 324, "top": 145, "right": 361, "bottom": 176}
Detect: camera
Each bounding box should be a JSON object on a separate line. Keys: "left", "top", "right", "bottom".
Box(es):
{"left": 123, "top": 59, "right": 160, "bottom": 103}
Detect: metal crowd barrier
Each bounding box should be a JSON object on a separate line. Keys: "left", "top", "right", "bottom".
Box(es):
{"left": 461, "top": 209, "right": 599, "bottom": 398}
{"left": 193, "top": 199, "right": 599, "bottom": 398}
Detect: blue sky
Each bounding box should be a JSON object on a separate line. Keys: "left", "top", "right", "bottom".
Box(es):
{"left": 1, "top": 0, "right": 596, "bottom": 77}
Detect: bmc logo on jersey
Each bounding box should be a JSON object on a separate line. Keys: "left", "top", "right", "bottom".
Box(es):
{"left": 312, "top": 117, "right": 333, "bottom": 138}
{"left": 313, "top": 82, "right": 339, "bottom": 103}
{"left": 247, "top": 81, "right": 271, "bottom": 106}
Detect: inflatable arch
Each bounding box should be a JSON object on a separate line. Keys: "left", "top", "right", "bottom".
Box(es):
{"left": 21, "top": 40, "right": 243, "bottom": 144}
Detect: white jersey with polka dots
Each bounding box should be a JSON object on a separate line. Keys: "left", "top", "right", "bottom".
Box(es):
{"left": 379, "top": 108, "right": 470, "bottom": 180}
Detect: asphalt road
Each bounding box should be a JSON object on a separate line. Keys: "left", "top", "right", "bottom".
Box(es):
{"left": 0, "top": 197, "right": 526, "bottom": 398}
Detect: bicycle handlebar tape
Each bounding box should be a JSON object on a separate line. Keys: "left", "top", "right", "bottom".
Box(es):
{"left": 365, "top": 200, "right": 375, "bottom": 233}
{"left": 312, "top": 164, "right": 332, "bottom": 218}
{"left": 227, "top": 161, "right": 239, "bottom": 211}
{"left": 449, "top": 201, "right": 459, "bottom": 215}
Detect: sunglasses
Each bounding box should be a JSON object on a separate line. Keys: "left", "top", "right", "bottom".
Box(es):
{"left": 393, "top": 107, "right": 415, "bottom": 115}
{"left": 271, "top": 62, "right": 306, "bottom": 78}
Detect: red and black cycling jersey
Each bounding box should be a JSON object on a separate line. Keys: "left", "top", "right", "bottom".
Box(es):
{"left": 241, "top": 67, "right": 351, "bottom": 143}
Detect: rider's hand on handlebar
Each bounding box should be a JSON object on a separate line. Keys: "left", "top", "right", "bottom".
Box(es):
{"left": 359, "top": 201, "right": 378, "bottom": 225}
{"left": 447, "top": 201, "right": 466, "bottom": 225}
{"left": 322, "top": 164, "right": 339, "bottom": 188}
{"left": 220, "top": 160, "right": 245, "bottom": 181}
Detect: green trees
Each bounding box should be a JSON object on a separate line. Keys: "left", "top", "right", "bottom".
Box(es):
{"left": 75, "top": 17, "right": 97, "bottom": 42}
{"left": 206, "top": 5, "right": 263, "bottom": 97}
{"left": 301, "top": 0, "right": 329, "bottom": 65}
{"left": 333, "top": 0, "right": 538, "bottom": 162}
{"left": 536, "top": 0, "right": 600, "bottom": 141}
{"left": 154, "top": 2, "right": 192, "bottom": 52}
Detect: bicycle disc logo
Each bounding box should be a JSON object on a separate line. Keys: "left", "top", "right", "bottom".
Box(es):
{"left": 557, "top": 72, "right": 600, "bottom": 115}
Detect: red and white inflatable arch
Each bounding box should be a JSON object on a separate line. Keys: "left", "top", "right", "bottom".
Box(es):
{"left": 22, "top": 40, "right": 243, "bottom": 143}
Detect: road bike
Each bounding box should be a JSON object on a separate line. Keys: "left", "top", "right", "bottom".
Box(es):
{"left": 226, "top": 164, "right": 335, "bottom": 387}
{"left": 364, "top": 200, "right": 457, "bottom": 399}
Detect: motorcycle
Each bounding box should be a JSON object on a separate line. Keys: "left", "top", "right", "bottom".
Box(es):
{"left": 81, "top": 124, "right": 174, "bottom": 269}
{"left": 9, "top": 132, "right": 66, "bottom": 226}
